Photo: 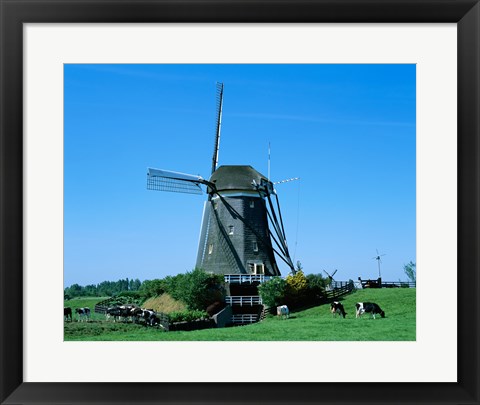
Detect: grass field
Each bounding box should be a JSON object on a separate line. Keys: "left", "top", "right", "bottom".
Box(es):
{"left": 64, "top": 288, "right": 415, "bottom": 341}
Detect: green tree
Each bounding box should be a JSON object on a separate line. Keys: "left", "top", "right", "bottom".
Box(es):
{"left": 173, "top": 268, "right": 225, "bottom": 311}
{"left": 84, "top": 284, "right": 98, "bottom": 296}
{"left": 403, "top": 261, "right": 416, "bottom": 282}
{"left": 129, "top": 278, "right": 141, "bottom": 291}
{"left": 64, "top": 283, "right": 85, "bottom": 298}
{"left": 305, "top": 273, "right": 328, "bottom": 303}
{"left": 305, "top": 273, "right": 328, "bottom": 290}
{"left": 257, "top": 277, "right": 286, "bottom": 308}
{"left": 139, "top": 279, "right": 166, "bottom": 298}
{"left": 163, "top": 274, "right": 186, "bottom": 300}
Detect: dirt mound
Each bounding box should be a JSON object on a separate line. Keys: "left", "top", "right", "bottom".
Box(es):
{"left": 142, "top": 293, "right": 187, "bottom": 313}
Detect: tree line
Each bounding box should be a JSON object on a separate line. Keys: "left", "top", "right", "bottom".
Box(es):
{"left": 64, "top": 278, "right": 142, "bottom": 298}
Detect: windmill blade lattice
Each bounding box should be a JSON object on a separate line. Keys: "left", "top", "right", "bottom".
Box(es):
{"left": 146, "top": 168, "right": 206, "bottom": 195}
{"left": 211, "top": 82, "right": 224, "bottom": 175}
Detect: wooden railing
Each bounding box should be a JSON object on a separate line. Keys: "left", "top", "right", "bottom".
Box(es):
{"left": 325, "top": 283, "right": 355, "bottom": 300}
{"left": 225, "top": 296, "right": 263, "bottom": 306}
{"left": 258, "top": 306, "right": 267, "bottom": 322}
{"left": 94, "top": 297, "right": 118, "bottom": 314}
{"left": 380, "top": 281, "right": 416, "bottom": 288}
{"left": 155, "top": 313, "right": 170, "bottom": 331}
{"left": 358, "top": 280, "right": 416, "bottom": 289}
{"left": 332, "top": 280, "right": 416, "bottom": 290}
{"left": 331, "top": 281, "right": 353, "bottom": 289}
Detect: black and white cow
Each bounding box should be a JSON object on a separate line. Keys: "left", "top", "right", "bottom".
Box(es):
{"left": 130, "top": 307, "right": 145, "bottom": 324}
{"left": 106, "top": 305, "right": 162, "bottom": 327}
{"left": 118, "top": 305, "right": 137, "bottom": 322}
{"left": 355, "top": 302, "right": 385, "bottom": 319}
{"left": 330, "top": 301, "right": 347, "bottom": 318}
{"left": 64, "top": 307, "right": 72, "bottom": 322}
{"left": 106, "top": 306, "right": 121, "bottom": 322}
{"left": 75, "top": 307, "right": 91, "bottom": 322}
{"left": 277, "top": 305, "right": 289, "bottom": 319}
{"left": 141, "top": 309, "right": 160, "bottom": 327}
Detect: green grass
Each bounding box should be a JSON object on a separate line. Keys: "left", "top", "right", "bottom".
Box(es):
{"left": 64, "top": 288, "right": 415, "bottom": 341}
{"left": 64, "top": 297, "right": 110, "bottom": 322}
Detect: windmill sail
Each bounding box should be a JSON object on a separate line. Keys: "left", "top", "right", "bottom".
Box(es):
{"left": 264, "top": 191, "right": 295, "bottom": 273}
{"left": 211, "top": 82, "right": 224, "bottom": 175}
{"left": 198, "top": 83, "right": 224, "bottom": 266}
{"left": 196, "top": 201, "right": 212, "bottom": 266}
{"left": 146, "top": 168, "right": 207, "bottom": 195}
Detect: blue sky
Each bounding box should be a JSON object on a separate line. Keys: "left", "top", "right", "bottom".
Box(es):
{"left": 64, "top": 64, "right": 416, "bottom": 287}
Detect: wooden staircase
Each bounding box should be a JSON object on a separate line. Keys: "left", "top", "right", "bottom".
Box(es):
{"left": 224, "top": 274, "right": 272, "bottom": 325}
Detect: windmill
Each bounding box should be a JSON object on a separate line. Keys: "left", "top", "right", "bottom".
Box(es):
{"left": 146, "top": 83, "right": 295, "bottom": 277}
{"left": 373, "top": 249, "right": 386, "bottom": 279}
{"left": 323, "top": 269, "right": 338, "bottom": 290}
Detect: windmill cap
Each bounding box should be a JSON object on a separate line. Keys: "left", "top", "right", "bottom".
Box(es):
{"left": 208, "top": 165, "right": 270, "bottom": 193}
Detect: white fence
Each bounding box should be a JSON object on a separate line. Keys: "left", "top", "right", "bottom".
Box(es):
{"left": 224, "top": 274, "right": 274, "bottom": 284}
{"left": 225, "top": 296, "right": 263, "bottom": 306}
{"left": 231, "top": 314, "right": 258, "bottom": 324}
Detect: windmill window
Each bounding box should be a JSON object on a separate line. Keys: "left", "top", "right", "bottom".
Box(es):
{"left": 208, "top": 244, "right": 213, "bottom": 254}
{"left": 253, "top": 242, "right": 258, "bottom": 252}
{"left": 228, "top": 225, "right": 234, "bottom": 235}
{"left": 249, "top": 200, "right": 254, "bottom": 208}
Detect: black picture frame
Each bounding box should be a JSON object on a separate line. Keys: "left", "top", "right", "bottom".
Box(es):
{"left": 1, "top": 1, "right": 479, "bottom": 404}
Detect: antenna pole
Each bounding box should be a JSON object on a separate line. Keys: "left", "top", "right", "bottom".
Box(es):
{"left": 268, "top": 142, "right": 271, "bottom": 180}
{"left": 211, "top": 82, "right": 224, "bottom": 175}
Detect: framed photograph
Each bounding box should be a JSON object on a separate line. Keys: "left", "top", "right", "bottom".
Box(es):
{"left": 62, "top": 63, "right": 417, "bottom": 342}
{"left": 1, "top": 1, "right": 478, "bottom": 404}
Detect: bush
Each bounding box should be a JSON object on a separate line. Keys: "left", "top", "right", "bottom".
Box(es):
{"left": 162, "top": 274, "right": 186, "bottom": 299}
{"left": 303, "top": 273, "right": 327, "bottom": 305}
{"left": 285, "top": 270, "right": 309, "bottom": 308}
{"left": 168, "top": 310, "right": 209, "bottom": 323}
{"left": 305, "top": 273, "right": 328, "bottom": 291}
{"left": 117, "top": 291, "right": 141, "bottom": 299}
{"left": 258, "top": 277, "right": 286, "bottom": 308}
{"left": 170, "top": 268, "right": 225, "bottom": 311}
{"left": 139, "top": 279, "right": 166, "bottom": 298}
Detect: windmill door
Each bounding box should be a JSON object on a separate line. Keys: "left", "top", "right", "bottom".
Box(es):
{"left": 248, "top": 262, "right": 265, "bottom": 275}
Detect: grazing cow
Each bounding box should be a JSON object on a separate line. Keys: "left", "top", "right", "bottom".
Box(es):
{"left": 118, "top": 305, "right": 137, "bottom": 322}
{"left": 106, "top": 307, "right": 121, "bottom": 322}
{"left": 130, "top": 307, "right": 145, "bottom": 324}
{"left": 355, "top": 302, "right": 385, "bottom": 319}
{"left": 330, "top": 301, "right": 347, "bottom": 318}
{"left": 277, "top": 305, "right": 289, "bottom": 319}
{"left": 142, "top": 309, "right": 160, "bottom": 327}
{"left": 64, "top": 307, "right": 72, "bottom": 322}
{"left": 75, "top": 307, "right": 91, "bottom": 322}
